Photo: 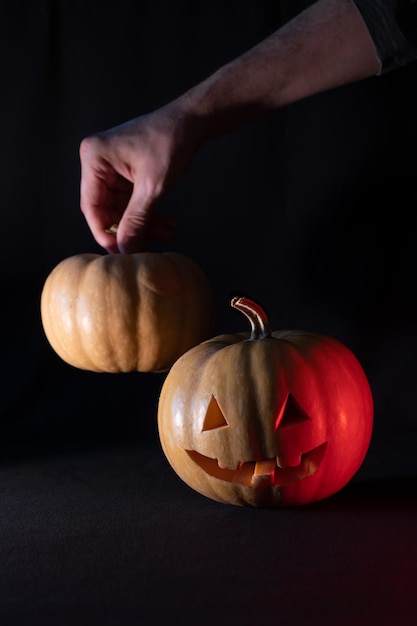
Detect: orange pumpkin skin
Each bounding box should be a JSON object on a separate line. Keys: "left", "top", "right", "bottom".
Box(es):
{"left": 40, "top": 252, "right": 214, "bottom": 373}
{"left": 157, "top": 297, "right": 373, "bottom": 508}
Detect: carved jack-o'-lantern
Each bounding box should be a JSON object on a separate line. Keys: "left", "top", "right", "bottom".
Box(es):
{"left": 157, "top": 297, "right": 374, "bottom": 507}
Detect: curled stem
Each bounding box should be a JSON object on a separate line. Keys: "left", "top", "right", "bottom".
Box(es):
{"left": 231, "top": 296, "right": 272, "bottom": 340}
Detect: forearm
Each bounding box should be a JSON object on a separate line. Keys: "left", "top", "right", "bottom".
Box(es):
{"left": 173, "top": 0, "right": 380, "bottom": 139}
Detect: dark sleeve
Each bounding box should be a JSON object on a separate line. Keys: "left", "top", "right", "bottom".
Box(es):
{"left": 352, "top": 0, "right": 417, "bottom": 73}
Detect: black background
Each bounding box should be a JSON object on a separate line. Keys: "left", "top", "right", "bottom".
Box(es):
{"left": 1, "top": 1, "right": 416, "bottom": 623}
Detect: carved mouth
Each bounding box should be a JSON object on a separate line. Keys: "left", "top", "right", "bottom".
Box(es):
{"left": 186, "top": 442, "right": 327, "bottom": 487}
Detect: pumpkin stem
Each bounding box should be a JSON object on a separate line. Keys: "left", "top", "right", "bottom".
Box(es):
{"left": 231, "top": 296, "right": 272, "bottom": 340}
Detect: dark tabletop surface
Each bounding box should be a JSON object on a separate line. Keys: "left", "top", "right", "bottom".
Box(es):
{"left": 1, "top": 428, "right": 416, "bottom": 626}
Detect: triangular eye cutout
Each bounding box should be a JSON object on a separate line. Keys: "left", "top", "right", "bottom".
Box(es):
{"left": 275, "top": 393, "right": 310, "bottom": 431}
{"left": 202, "top": 395, "right": 229, "bottom": 431}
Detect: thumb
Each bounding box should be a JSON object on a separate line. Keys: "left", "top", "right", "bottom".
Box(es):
{"left": 116, "top": 187, "right": 154, "bottom": 253}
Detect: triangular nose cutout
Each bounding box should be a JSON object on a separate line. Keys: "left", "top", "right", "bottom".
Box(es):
{"left": 202, "top": 396, "right": 229, "bottom": 431}
{"left": 275, "top": 393, "right": 310, "bottom": 430}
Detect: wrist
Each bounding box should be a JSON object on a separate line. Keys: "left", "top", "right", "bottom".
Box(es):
{"left": 171, "top": 60, "right": 276, "bottom": 142}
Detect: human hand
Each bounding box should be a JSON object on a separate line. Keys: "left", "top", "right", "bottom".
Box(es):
{"left": 80, "top": 0, "right": 381, "bottom": 255}
{"left": 79, "top": 104, "right": 201, "bottom": 253}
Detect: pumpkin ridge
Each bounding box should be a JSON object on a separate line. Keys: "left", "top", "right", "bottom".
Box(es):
{"left": 130, "top": 253, "right": 178, "bottom": 371}
{"left": 70, "top": 255, "right": 102, "bottom": 371}
{"left": 165, "top": 252, "right": 214, "bottom": 357}
{"left": 59, "top": 255, "right": 100, "bottom": 371}
{"left": 76, "top": 256, "right": 111, "bottom": 372}
{"left": 154, "top": 253, "right": 186, "bottom": 366}
{"left": 121, "top": 254, "right": 142, "bottom": 371}
{"left": 103, "top": 255, "right": 134, "bottom": 371}
{"left": 40, "top": 262, "right": 81, "bottom": 368}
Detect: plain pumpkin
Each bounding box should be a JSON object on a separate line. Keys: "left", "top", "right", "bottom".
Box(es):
{"left": 40, "top": 251, "right": 215, "bottom": 373}
{"left": 157, "top": 296, "right": 374, "bottom": 507}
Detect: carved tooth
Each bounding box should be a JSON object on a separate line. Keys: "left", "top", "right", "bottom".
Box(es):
{"left": 232, "top": 462, "right": 255, "bottom": 486}
{"left": 254, "top": 459, "right": 276, "bottom": 476}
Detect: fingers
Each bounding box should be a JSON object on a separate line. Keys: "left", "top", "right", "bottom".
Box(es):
{"left": 80, "top": 135, "right": 133, "bottom": 253}
{"left": 79, "top": 124, "right": 179, "bottom": 254}
{"left": 116, "top": 186, "right": 178, "bottom": 253}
